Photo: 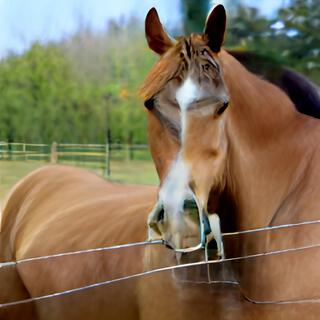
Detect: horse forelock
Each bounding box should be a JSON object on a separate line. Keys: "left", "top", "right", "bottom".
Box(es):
{"left": 140, "top": 34, "right": 221, "bottom": 101}
{"left": 139, "top": 41, "right": 184, "bottom": 101}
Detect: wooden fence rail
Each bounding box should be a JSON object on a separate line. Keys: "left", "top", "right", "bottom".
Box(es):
{"left": 0, "top": 142, "right": 151, "bottom": 177}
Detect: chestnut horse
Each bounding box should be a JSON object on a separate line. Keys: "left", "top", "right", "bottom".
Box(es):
{"left": 141, "top": 2, "right": 320, "bottom": 315}
{"left": 1, "top": 4, "right": 320, "bottom": 320}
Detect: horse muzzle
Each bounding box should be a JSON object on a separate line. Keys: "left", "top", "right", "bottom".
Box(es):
{"left": 147, "top": 193, "right": 215, "bottom": 253}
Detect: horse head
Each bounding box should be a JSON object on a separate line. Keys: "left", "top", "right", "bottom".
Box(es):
{"left": 140, "top": 5, "right": 229, "bottom": 253}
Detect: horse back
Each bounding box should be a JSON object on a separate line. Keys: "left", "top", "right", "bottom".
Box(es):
{"left": 1, "top": 165, "right": 157, "bottom": 260}
{"left": 0, "top": 165, "right": 158, "bottom": 307}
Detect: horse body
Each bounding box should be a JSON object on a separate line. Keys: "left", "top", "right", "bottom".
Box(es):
{"left": 0, "top": 165, "right": 157, "bottom": 319}
{"left": 1, "top": 165, "right": 156, "bottom": 261}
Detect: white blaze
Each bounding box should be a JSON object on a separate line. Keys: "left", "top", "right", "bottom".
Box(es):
{"left": 158, "top": 77, "right": 201, "bottom": 226}
{"left": 176, "top": 77, "right": 200, "bottom": 112}
{"left": 158, "top": 77, "right": 202, "bottom": 226}
{"left": 176, "top": 76, "right": 206, "bottom": 144}
{"left": 157, "top": 75, "right": 224, "bottom": 255}
{"left": 159, "top": 154, "right": 190, "bottom": 222}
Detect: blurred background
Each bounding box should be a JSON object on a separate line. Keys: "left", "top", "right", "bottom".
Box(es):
{"left": 0, "top": 0, "right": 319, "bottom": 202}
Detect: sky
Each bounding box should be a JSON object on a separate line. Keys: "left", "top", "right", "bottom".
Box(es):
{"left": 0, "top": 0, "right": 287, "bottom": 58}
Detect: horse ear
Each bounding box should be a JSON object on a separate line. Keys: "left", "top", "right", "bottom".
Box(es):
{"left": 204, "top": 4, "right": 226, "bottom": 53}
{"left": 145, "top": 7, "right": 174, "bottom": 55}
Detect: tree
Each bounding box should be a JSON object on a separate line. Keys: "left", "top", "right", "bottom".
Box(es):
{"left": 0, "top": 17, "right": 158, "bottom": 144}
{"left": 278, "top": 0, "right": 320, "bottom": 73}
{"left": 181, "top": 0, "right": 209, "bottom": 34}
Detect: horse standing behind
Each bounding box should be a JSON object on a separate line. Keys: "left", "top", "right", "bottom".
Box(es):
{"left": 0, "top": 165, "right": 158, "bottom": 319}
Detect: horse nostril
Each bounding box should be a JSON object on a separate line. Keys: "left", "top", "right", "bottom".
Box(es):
{"left": 157, "top": 208, "right": 164, "bottom": 222}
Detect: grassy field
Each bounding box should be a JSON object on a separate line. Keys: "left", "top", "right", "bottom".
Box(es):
{"left": 0, "top": 160, "right": 159, "bottom": 205}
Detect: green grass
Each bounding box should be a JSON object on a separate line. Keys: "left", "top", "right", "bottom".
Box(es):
{"left": 0, "top": 160, "right": 159, "bottom": 205}
{"left": 0, "top": 161, "right": 46, "bottom": 204}
{"left": 108, "top": 160, "right": 159, "bottom": 185}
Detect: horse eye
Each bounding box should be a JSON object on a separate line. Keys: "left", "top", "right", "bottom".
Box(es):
{"left": 201, "top": 49, "right": 208, "bottom": 56}
{"left": 202, "top": 64, "right": 210, "bottom": 71}
{"left": 144, "top": 98, "right": 154, "bottom": 110}
{"left": 216, "top": 101, "right": 229, "bottom": 116}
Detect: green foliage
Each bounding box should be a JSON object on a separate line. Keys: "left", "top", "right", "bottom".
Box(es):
{"left": 278, "top": 0, "right": 320, "bottom": 72}
{"left": 181, "top": 0, "right": 209, "bottom": 34}
{"left": 0, "top": 44, "right": 77, "bottom": 142}
{"left": 226, "top": 6, "right": 271, "bottom": 50}
{"left": 224, "top": 0, "right": 320, "bottom": 82}
{"left": 180, "top": 0, "right": 319, "bottom": 83}
{"left": 0, "top": 1, "right": 319, "bottom": 145}
{"left": 0, "top": 18, "right": 157, "bottom": 144}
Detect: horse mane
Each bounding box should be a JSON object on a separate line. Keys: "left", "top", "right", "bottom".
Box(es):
{"left": 228, "top": 50, "right": 320, "bottom": 119}
{"left": 280, "top": 69, "right": 320, "bottom": 118}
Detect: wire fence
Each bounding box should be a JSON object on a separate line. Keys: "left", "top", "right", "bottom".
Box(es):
{"left": 0, "top": 141, "right": 152, "bottom": 178}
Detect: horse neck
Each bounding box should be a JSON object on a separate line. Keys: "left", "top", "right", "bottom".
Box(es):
{"left": 221, "top": 50, "right": 298, "bottom": 145}
{"left": 220, "top": 51, "right": 311, "bottom": 229}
